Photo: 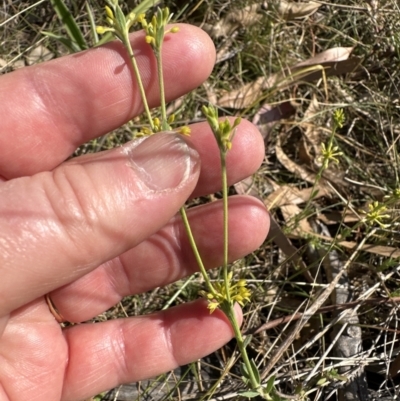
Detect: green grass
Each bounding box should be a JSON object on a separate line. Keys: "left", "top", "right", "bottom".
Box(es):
{"left": 2, "top": 0, "right": 400, "bottom": 400}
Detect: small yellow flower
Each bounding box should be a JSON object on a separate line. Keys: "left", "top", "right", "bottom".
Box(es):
{"left": 168, "top": 27, "right": 180, "bottom": 34}
{"left": 178, "top": 126, "right": 191, "bottom": 136}
{"left": 202, "top": 105, "right": 241, "bottom": 153}
{"left": 207, "top": 300, "right": 220, "bottom": 313}
{"left": 139, "top": 8, "right": 178, "bottom": 49}
{"left": 205, "top": 274, "right": 251, "bottom": 313}
{"left": 153, "top": 117, "right": 161, "bottom": 130}
{"left": 362, "top": 201, "right": 390, "bottom": 228}
{"left": 96, "top": 1, "right": 143, "bottom": 40}
{"left": 333, "top": 108, "right": 345, "bottom": 129}
{"left": 105, "top": 5, "right": 114, "bottom": 20}
{"left": 137, "top": 126, "right": 153, "bottom": 137}
{"left": 137, "top": 13, "right": 146, "bottom": 24}
{"left": 145, "top": 35, "right": 155, "bottom": 45}
{"left": 320, "top": 142, "right": 343, "bottom": 170}
{"left": 96, "top": 26, "right": 111, "bottom": 35}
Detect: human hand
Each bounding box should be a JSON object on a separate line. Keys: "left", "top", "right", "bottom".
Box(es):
{"left": 0, "top": 25, "right": 269, "bottom": 401}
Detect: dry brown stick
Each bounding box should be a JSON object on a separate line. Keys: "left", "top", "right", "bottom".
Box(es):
{"left": 259, "top": 229, "right": 376, "bottom": 381}
{"left": 246, "top": 296, "right": 400, "bottom": 335}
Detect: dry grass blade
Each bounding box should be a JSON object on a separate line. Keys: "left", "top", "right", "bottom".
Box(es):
{"left": 260, "top": 228, "right": 377, "bottom": 381}
{"left": 248, "top": 297, "right": 400, "bottom": 334}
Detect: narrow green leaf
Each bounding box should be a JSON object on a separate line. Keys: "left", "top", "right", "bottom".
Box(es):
{"left": 133, "top": 0, "right": 160, "bottom": 16}
{"left": 265, "top": 375, "right": 275, "bottom": 393}
{"left": 250, "top": 359, "right": 261, "bottom": 385}
{"left": 240, "top": 362, "right": 249, "bottom": 377}
{"left": 94, "top": 32, "right": 114, "bottom": 47}
{"left": 42, "top": 30, "right": 81, "bottom": 53}
{"left": 50, "top": 0, "right": 87, "bottom": 51}
{"left": 114, "top": 4, "right": 127, "bottom": 34}
{"left": 243, "top": 334, "right": 253, "bottom": 348}
{"left": 85, "top": 2, "right": 99, "bottom": 44}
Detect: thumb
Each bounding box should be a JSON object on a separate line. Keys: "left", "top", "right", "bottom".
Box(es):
{"left": 0, "top": 133, "right": 200, "bottom": 316}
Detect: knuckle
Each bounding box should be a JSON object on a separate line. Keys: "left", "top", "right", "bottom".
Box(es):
{"left": 42, "top": 165, "right": 103, "bottom": 261}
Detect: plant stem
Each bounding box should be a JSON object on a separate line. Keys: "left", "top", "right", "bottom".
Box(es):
{"left": 220, "top": 150, "right": 231, "bottom": 303}
{"left": 124, "top": 36, "right": 154, "bottom": 131}
{"left": 180, "top": 207, "right": 216, "bottom": 294}
{"left": 155, "top": 48, "right": 169, "bottom": 131}
{"left": 225, "top": 305, "right": 260, "bottom": 390}
{"left": 220, "top": 150, "right": 259, "bottom": 391}
{"left": 300, "top": 128, "right": 337, "bottom": 221}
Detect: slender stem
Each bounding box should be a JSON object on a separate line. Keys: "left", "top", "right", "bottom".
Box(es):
{"left": 220, "top": 150, "right": 259, "bottom": 390}
{"left": 225, "top": 306, "right": 259, "bottom": 390}
{"left": 221, "top": 151, "right": 229, "bottom": 269}
{"left": 155, "top": 48, "right": 169, "bottom": 131}
{"left": 124, "top": 36, "right": 154, "bottom": 130}
{"left": 162, "top": 275, "right": 196, "bottom": 310}
{"left": 180, "top": 207, "right": 216, "bottom": 294}
{"left": 301, "top": 127, "right": 337, "bottom": 219}
{"left": 220, "top": 150, "right": 231, "bottom": 303}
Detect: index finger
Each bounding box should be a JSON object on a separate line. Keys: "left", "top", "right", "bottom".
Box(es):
{"left": 0, "top": 24, "right": 216, "bottom": 179}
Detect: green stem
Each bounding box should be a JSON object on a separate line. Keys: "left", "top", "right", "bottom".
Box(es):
{"left": 220, "top": 150, "right": 231, "bottom": 303}
{"left": 124, "top": 35, "right": 154, "bottom": 131}
{"left": 155, "top": 48, "right": 169, "bottom": 131}
{"left": 225, "top": 306, "right": 259, "bottom": 390}
{"left": 301, "top": 127, "right": 337, "bottom": 218}
{"left": 220, "top": 150, "right": 259, "bottom": 390}
{"left": 180, "top": 207, "right": 216, "bottom": 294}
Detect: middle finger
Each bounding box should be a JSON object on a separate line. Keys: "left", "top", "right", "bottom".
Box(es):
{"left": 49, "top": 195, "right": 269, "bottom": 322}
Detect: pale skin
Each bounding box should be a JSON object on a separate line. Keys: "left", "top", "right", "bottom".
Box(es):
{"left": 0, "top": 25, "right": 270, "bottom": 401}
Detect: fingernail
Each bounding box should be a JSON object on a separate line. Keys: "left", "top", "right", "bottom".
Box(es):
{"left": 124, "top": 133, "right": 199, "bottom": 191}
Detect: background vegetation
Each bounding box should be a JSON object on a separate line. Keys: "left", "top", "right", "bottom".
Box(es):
{"left": 2, "top": 0, "right": 400, "bottom": 400}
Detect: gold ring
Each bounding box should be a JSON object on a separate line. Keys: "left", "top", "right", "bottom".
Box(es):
{"left": 45, "top": 294, "right": 65, "bottom": 323}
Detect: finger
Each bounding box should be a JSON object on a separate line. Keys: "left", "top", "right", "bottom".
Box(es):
{"left": 0, "top": 299, "right": 67, "bottom": 401}
{"left": 0, "top": 133, "right": 199, "bottom": 317}
{"left": 0, "top": 24, "right": 215, "bottom": 178}
{"left": 187, "top": 118, "right": 264, "bottom": 198}
{"left": 61, "top": 300, "right": 242, "bottom": 401}
{"left": 50, "top": 196, "right": 269, "bottom": 322}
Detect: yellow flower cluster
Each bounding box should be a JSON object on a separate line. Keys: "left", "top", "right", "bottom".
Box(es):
{"left": 137, "top": 115, "right": 191, "bottom": 137}
{"left": 96, "top": 0, "right": 138, "bottom": 41}
{"left": 138, "top": 7, "right": 179, "bottom": 50}
{"left": 363, "top": 201, "right": 390, "bottom": 228}
{"left": 320, "top": 142, "right": 343, "bottom": 169}
{"left": 333, "top": 108, "right": 346, "bottom": 129}
{"left": 206, "top": 272, "right": 251, "bottom": 313}
{"left": 202, "top": 105, "right": 241, "bottom": 152}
